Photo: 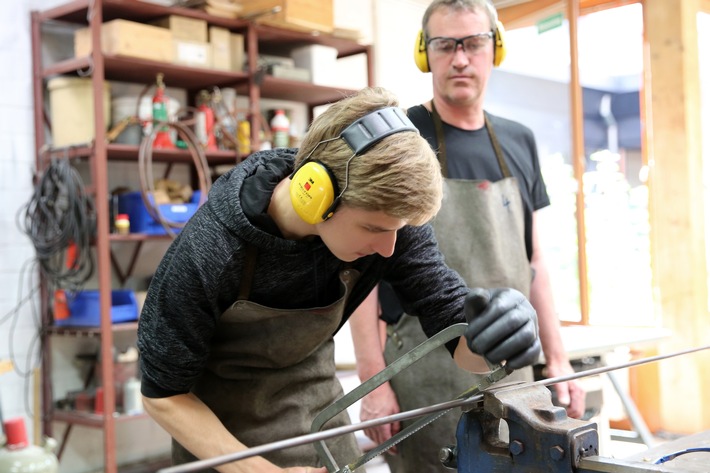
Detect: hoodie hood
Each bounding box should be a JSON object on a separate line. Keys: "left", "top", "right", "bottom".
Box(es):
{"left": 203, "top": 149, "right": 316, "bottom": 253}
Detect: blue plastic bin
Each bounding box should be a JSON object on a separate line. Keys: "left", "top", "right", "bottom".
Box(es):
{"left": 117, "top": 191, "right": 202, "bottom": 235}
{"left": 56, "top": 290, "right": 139, "bottom": 327}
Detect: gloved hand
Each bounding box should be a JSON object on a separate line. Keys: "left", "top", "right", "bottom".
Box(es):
{"left": 463, "top": 287, "right": 541, "bottom": 370}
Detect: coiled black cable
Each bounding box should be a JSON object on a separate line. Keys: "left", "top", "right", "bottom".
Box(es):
{"left": 18, "top": 156, "right": 95, "bottom": 291}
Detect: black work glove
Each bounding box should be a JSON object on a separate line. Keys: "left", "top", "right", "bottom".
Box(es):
{"left": 463, "top": 287, "right": 541, "bottom": 370}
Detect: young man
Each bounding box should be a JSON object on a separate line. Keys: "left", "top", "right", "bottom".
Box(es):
{"left": 349, "top": 2, "right": 586, "bottom": 472}
{"left": 137, "top": 86, "right": 541, "bottom": 473}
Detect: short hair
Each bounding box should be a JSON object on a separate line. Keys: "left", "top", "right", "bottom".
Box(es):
{"left": 422, "top": 0, "right": 498, "bottom": 38}
{"left": 295, "top": 87, "right": 442, "bottom": 226}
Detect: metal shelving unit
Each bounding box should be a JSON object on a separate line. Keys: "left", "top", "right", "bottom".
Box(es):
{"left": 30, "top": 1, "right": 372, "bottom": 471}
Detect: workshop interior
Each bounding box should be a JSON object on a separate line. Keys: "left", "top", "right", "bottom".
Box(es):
{"left": 1, "top": 0, "right": 709, "bottom": 472}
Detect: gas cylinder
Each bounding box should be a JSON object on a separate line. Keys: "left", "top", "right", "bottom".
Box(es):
{"left": 0, "top": 417, "right": 58, "bottom": 473}
{"left": 152, "top": 73, "right": 174, "bottom": 149}
{"left": 195, "top": 90, "right": 217, "bottom": 151}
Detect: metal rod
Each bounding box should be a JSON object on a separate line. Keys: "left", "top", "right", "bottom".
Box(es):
{"left": 158, "top": 343, "right": 710, "bottom": 473}
{"left": 530, "top": 343, "right": 710, "bottom": 390}
{"left": 157, "top": 396, "right": 472, "bottom": 473}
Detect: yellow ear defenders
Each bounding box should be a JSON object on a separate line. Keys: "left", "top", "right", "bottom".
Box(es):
{"left": 289, "top": 107, "right": 418, "bottom": 225}
{"left": 413, "top": 19, "right": 507, "bottom": 72}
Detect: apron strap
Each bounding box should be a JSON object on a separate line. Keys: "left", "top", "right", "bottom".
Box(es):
{"left": 431, "top": 101, "right": 449, "bottom": 178}
{"left": 430, "top": 101, "right": 511, "bottom": 178}
{"left": 238, "top": 245, "right": 258, "bottom": 301}
{"left": 484, "top": 113, "right": 512, "bottom": 178}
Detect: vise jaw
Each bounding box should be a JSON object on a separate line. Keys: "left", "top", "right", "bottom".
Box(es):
{"left": 443, "top": 383, "right": 598, "bottom": 472}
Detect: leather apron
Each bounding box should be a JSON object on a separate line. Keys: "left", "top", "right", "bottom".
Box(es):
{"left": 173, "top": 247, "right": 364, "bottom": 471}
{"left": 383, "top": 106, "right": 533, "bottom": 472}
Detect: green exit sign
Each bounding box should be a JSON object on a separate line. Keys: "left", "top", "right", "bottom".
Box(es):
{"left": 537, "top": 12, "right": 564, "bottom": 34}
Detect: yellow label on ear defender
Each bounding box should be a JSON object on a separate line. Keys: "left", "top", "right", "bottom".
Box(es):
{"left": 289, "top": 162, "right": 336, "bottom": 224}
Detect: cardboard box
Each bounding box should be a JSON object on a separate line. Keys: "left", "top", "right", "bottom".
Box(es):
{"left": 74, "top": 19, "right": 173, "bottom": 63}
{"left": 173, "top": 39, "right": 212, "bottom": 68}
{"left": 267, "top": 64, "right": 311, "bottom": 82}
{"left": 153, "top": 15, "right": 208, "bottom": 42}
{"left": 230, "top": 33, "right": 245, "bottom": 72}
{"left": 210, "top": 26, "right": 231, "bottom": 70}
{"left": 238, "top": 0, "right": 333, "bottom": 34}
{"left": 48, "top": 77, "right": 111, "bottom": 147}
{"left": 291, "top": 44, "right": 338, "bottom": 86}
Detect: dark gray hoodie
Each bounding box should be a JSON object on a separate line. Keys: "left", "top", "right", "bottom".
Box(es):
{"left": 138, "top": 149, "right": 469, "bottom": 397}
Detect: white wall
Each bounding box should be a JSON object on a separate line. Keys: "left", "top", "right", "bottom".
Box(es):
{"left": 0, "top": 0, "right": 58, "bottom": 450}
{"left": 372, "top": 0, "right": 433, "bottom": 107}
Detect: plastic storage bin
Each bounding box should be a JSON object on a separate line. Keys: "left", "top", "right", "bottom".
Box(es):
{"left": 117, "top": 191, "right": 202, "bottom": 235}
{"left": 57, "top": 290, "right": 138, "bottom": 327}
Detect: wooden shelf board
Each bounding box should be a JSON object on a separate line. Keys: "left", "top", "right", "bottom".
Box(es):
{"left": 250, "top": 76, "right": 359, "bottom": 107}
{"left": 44, "top": 55, "right": 249, "bottom": 91}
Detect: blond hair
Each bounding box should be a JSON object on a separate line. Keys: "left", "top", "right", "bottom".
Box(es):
{"left": 422, "top": 0, "right": 498, "bottom": 37}
{"left": 295, "top": 87, "right": 442, "bottom": 226}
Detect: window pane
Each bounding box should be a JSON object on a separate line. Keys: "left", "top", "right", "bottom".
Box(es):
{"left": 700, "top": 12, "right": 710, "bottom": 308}
{"left": 577, "top": 4, "right": 654, "bottom": 326}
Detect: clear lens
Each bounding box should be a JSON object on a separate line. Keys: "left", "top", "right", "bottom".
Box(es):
{"left": 427, "top": 32, "right": 493, "bottom": 56}
{"left": 429, "top": 38, "right": 457, "bottom": 54}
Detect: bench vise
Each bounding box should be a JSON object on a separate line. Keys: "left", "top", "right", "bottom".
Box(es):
{"left": 441, "top": 384, "right": 710, "bottom": 472}
{"left": 440, "top": 383, "right": 598, "bottom": 472}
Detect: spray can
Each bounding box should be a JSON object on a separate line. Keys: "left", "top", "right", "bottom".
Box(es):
{"left": 152, "top": 73, "right": 174, "bottom": 149}
{"left": 236, "top": 115, "right": 251, "bottom": 155}
{"left": 0, "top": 417, "right": 58, "bottom": 473}
{"left": 270, "top": 109, "right": 290, "bottom": 148}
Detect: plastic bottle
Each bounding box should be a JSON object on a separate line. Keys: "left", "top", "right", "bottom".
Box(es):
{"left": 123, "top": 377, "right": 144, "bottom": 415}
{"left": 270, "top": 109, "right": 290, "bottom": 148}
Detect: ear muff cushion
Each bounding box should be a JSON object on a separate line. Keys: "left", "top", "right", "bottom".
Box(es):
{"left": 289, "top": 161, "right": 339, "bottom": 224}
{"left": 413, "top": 29, "right": 429, "bottom": 73}
{"left": 493, "top": 20, "right": 507, "bottom": 67}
